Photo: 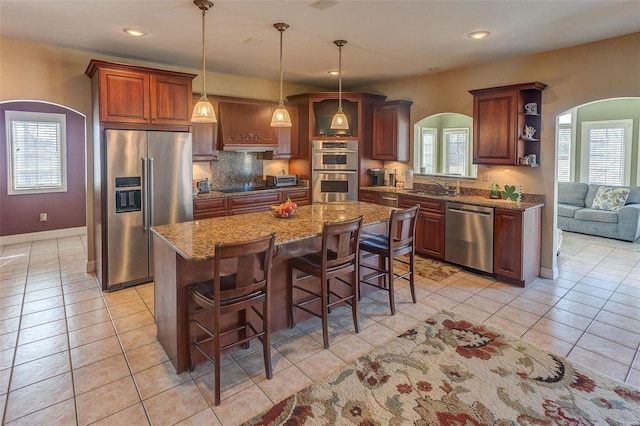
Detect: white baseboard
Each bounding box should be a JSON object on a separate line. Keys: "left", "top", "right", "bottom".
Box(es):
{"left": 540, "top": 266, "right": 558, "bottom": 280}
{"left": 86, "top": 260, "right": 96, "bottom": 273}
{"left": 0, "top": 226, "right": 87, "bottom": 246}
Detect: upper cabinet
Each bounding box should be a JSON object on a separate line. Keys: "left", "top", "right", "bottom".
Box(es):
{"left": 85, "top": 60, "right": 195, "bottom": 127}
{"left": 191, "top": 94, "right": 219, "bottom": 162}
{"left": 470, "top": 82, "right": 546, "bottom": 166}
{"left": 372, "top": 100, "right": 412, "bottom": 161}
{"left": 271, "top": 104, "right": 299, "bottom": 159}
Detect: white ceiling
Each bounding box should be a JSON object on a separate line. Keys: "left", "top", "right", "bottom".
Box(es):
{"left": 1, "top": 0, "right": 639, "bottom": 89}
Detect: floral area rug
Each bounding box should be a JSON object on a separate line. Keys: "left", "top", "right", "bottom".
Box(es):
{"left": 394, "top": 254, "right": 461, "bottom": 282}
{"left": 243, "top": 310, "right": 640, "bottom": 425}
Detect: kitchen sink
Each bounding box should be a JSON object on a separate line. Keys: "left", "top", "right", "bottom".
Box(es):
{"left": 403, "top": 190, "right": 448, "bottom": 197}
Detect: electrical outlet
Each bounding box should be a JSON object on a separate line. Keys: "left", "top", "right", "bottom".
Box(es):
{"left": 483, "top": 172, "right": 490, "bottom": 182}
{"left": 40, "top": 213, "right": 47, "bottom": 222}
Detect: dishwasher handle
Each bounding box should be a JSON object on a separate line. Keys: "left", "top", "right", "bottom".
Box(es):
{"left": 447, "top": 207, "right": 492, "bottom": 217}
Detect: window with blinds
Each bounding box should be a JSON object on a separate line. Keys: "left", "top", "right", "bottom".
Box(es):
{"left": 443, "top": 128, "right": 469, "bottom": 176}
{"left": 580, "top": 119, "right": 632, "bottom": 186}
{"left": 5, "top": 110, "right": 67, "bottom": 195}
{"left": 556, "top": 112, "right": 574, "bottom": 182}
{"left": 420, "top": 128, "right": 437, "bottom": 174}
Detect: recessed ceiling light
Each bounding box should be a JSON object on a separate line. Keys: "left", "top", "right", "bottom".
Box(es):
{"left": 427, "top": 67, "right": 441, "bottom": 72}
{"left": 467, "top": 31, "right": 490, "bottom": 40}
{"left": 123, "top": 28, "right": 147, "bottom": 37}
{"left": 328, "top": 70, "right": 339, "bottom": 76}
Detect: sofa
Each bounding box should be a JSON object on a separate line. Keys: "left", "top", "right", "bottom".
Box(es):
{"left": 557, "top": 182, "right": 640, "bottom": 242}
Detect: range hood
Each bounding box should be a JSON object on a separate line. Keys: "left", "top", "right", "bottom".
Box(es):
{"left": 218, "top": 101, "right": 278, "bottom": 152}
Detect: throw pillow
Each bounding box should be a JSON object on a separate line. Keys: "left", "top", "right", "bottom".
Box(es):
{"left": 591, "top": 186, "right": 630, "bottom": 212}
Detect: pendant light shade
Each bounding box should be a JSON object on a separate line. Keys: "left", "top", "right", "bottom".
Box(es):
{"left": 191, "top": 0, "right": 217, "bottom": 123}
{"left": 271, "top": 23, "right": 292, "bottom": 127}
{"left": 330, "top": 39, "right": 349, "bottom": 130}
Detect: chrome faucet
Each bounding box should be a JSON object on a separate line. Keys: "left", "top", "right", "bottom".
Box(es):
{"left": 430, "top": 178, "right": 458, "bottom": 196}
{"left": 429, "top": 179, "right": 450, "bottom": 194}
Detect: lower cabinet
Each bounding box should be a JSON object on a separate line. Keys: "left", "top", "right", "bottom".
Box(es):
{"left": 228, "top": 192, "right": 282, "bottom": 215}
{"left": 194, "top": 187, "right": 311, "bottom": 219}
{"left": 399, "top": 195, "right": 445, "bottom": 260}
{"left": 359, "top": 189, "right": 378, "bottom": 204}
{"left": 494, "top": 207, "right": 541, "bottom": 286}
{"left": 193, "top": 197, "right": 226, "bottom": 220}
{"left": 283, "top": 187, "right": 311, "bottom": 206}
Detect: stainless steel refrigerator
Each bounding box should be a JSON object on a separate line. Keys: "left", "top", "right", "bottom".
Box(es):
{"left": 105, "top": 130, "right": 192, "bottom": 290}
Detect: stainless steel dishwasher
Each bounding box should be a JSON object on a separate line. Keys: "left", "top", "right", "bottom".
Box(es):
{"left": 445, "top": 202, "right": 494, "bottom": 273}
{"left": 377, "top": 193, "right": 398, "bottom": 207}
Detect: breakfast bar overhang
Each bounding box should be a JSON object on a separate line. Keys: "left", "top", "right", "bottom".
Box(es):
{"left": 151, "top": 201, "right": 394, "bottom": 373}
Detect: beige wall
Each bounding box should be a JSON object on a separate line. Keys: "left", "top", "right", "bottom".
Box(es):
{"left": 356, "top": 32, "right": 640, "bottom": 278}
{"left": 2, "top": 33, "right": 639, "bottom": 277}
{"left": 0, "top": 37, "right": 318, "bottom": 266}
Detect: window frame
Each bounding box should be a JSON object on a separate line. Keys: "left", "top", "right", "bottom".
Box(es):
{"left": 5, "top": 110, "right": 68, "bottom": 195}
{"left": 442, "top": 127, "right": 470, "bottom": 176}
{"left": 418, "top": 127, "right": 438, "bottom": 175}
{"left": 556, "top": 110, "right": 576, "bottom": 182}
{"left": 579, "top": 119, "right": 633, "bottom": 186}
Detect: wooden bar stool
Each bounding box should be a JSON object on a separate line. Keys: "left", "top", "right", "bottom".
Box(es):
{"left": 359, "top": 205, "right": 419, "bottom": 315}
{"left": 188, "top": 232, "right": 276, "bottom": 406}
{"left": 289, "top": 216, "right": 363, "bottom": 349}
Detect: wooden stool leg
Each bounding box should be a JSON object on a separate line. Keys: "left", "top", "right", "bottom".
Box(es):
{"left": 214, "top": 323, "right": 221, "bottom": 406}
{"left": 388, "top": 256, "right": 396, "bottom": 315}
{"left": 321, "top": 277, "right": 329, "bottom": 349}
{"left": 263, "top": 301, "right": 273, "bottom": 380}
{"left": 289, "top": 267, "right": 296, "bottom": 329}
{"left": 409, "top": 252, "right": 417, "bottom": 303}
{"left": 351, "top": 269, "right": 359, "bottom": 333}
{"left": 241, "top": 309, "right": 250, "bottom": 349}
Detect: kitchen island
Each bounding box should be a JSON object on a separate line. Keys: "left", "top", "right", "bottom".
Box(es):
{"left": 151, "top": 201, "right": 395, "bottom": 372}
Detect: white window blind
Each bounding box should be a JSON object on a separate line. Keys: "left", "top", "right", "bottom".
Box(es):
{"left": 420, "top": 128, "right": 437, "bottom": 174}
{"left": 580, "top": 120, "right": 632, "bottom": 186}
{"left": 5, "top": 110, "right": 67, "bottom": 194}
{"left": 443, "top": 128, "right": 469, "bottom": 176}
{"left": 557, "top": 126, "right": 572, "bottom": 182}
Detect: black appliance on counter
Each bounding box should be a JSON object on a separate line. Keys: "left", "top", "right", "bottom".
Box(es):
{"left": 266, "top": 175, "right": 299, "bottom": 188}
{"left": 368, "top": 168, "right": 386, "bottom": 186}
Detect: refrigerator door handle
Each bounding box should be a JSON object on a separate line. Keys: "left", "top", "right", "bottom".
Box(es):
{"left": 142, "top": 157, "right": 149, "bottom": 231}
{"left": 149, "top": 157, "right": 154, "bottom": 227}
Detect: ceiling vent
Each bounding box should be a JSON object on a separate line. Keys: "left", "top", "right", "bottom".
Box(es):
{"left": 309, "top": 0, "right": 338, "bottom": 11}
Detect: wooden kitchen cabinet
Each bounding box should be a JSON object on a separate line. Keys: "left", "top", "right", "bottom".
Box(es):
{"left": 359, "top": 189, "right": 379, "bottom": 204}
{"left": 271, "top": 104, "right": 299, "bottom": 159}
{"left": 372, "top": 100, "right": 412, "bottom": 161}
{"left": 494, "top": 207, "right": 541, "bottom": 286}
{"left": 282, "top": 187, "right": 310, "bottom": 206}
{"left": 470, "top": 82, "right": 546, "bottom": 166}
{"left": 193, "top": 197, "right": 227, "bottom": 220}
{"left": 191, "top": 94, "right": 219, "bottom": 161}
{"left": 399, "top": 195, "right": 445, "bottom": 260}
{"left": 85, "top": 60, "right": 195, "bottom": 126}
{"left": 227, "top": 191, "right": 282, "bottom": 215}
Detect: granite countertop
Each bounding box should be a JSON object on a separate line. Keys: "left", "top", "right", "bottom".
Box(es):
{"left": 151, "top": 201, "right": 394, "bottom": 261}
{"left": 194, "top": 185, "right": 309, "bottom": 200}
{"left": 360, "top": 186, "right": 545, "bottom": 211}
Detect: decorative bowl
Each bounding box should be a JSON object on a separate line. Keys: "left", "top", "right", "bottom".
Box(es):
{"left": 271, "top": 198, "right": 298, "bottom": 219}
{"left": 271, "top": 205, "right": 296, "bottom": 219}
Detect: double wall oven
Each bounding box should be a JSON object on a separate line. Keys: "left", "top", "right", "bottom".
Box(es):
{"left": 312, "top": 140, "right": 358, "bottom": 203}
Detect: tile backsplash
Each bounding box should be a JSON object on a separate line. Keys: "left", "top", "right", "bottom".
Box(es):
{"left": 192, "top": 152, "right": 290, "bottom": 190}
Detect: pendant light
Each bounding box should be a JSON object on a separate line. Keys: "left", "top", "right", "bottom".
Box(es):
{"left": 191, "top": 0, "right": 217, "bottom": 123}
{"left": 330, "top": 40, "right": 349, "bottom": 130}
{"left": 270, "top": 23, "right": 292, "bottom": 127}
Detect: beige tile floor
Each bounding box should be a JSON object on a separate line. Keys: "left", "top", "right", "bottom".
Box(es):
{"left": 0, "top": 232, "right": 639, "bottom": 425}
